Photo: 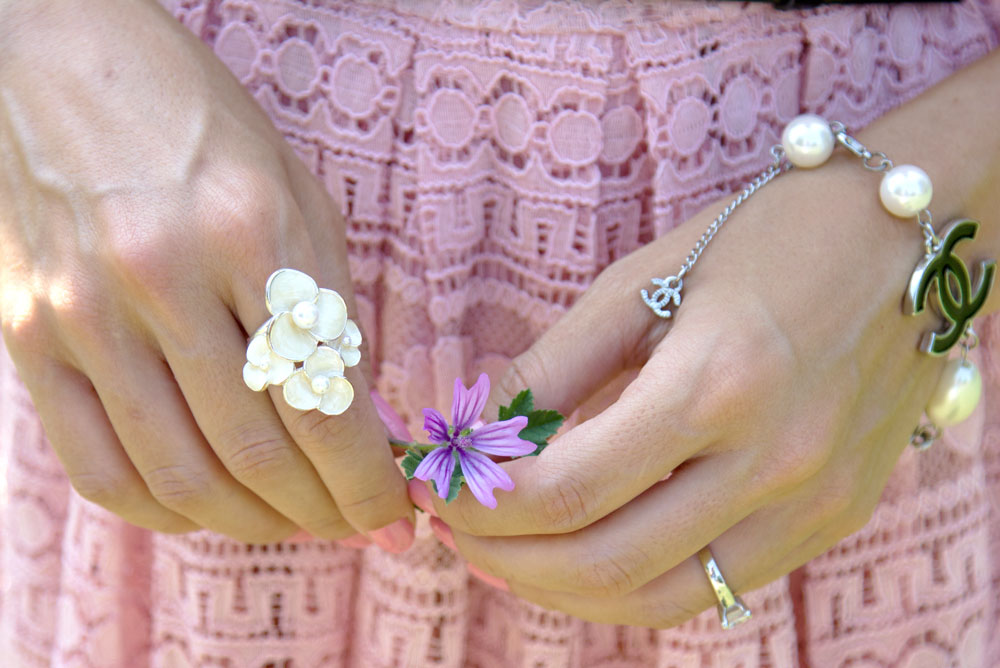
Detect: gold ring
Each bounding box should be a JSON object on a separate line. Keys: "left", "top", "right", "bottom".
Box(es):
{"left": 698, "top": 546, "right": 751, "bottom": 629}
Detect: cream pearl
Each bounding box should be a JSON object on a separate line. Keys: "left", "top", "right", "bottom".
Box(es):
{"left": 926, "top": 358, "right": 981, "bottom": 427}
{"left": 311, "top": 375, "right": 332, "bottom": 395}
{"left": 781, "top": 114, "right": 834, "bottom": 168}
{"left": 292, "top": 301, "right": 319, "bottom": 329}
{"left": 879, "top": 164, "right": 932, "bottom": 218}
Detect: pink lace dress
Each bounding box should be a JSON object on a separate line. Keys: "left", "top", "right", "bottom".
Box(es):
{"left": 3, "top": 1, "right": 1000, "bottom": 666}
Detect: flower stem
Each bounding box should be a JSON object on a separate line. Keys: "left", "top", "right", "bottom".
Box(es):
{"left": 389, "top": 437, "right": 438, "bottom": 451}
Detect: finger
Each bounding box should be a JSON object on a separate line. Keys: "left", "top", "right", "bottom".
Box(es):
{"left": 87, "top": 342, "right": 299, "bottom": 544}
{"left": 494, "top": 494, "right": 822, "bottom": 628}
{"left": 438, "top": 453, "right": 764, "bottom": 597}
{"left": 426, "top": 320, "right": 715, "bottom": 536}
{"left": 230, "top": 269, "right": 415, "bottom": 547}
{"left": 485, "top": 265, "right": 656, "bottom": 420}
{"left": 158, "top": 302, "right": 355, "bottom": 540}
{"left": 13, "top": 353, "right": 198, "bottom": 533}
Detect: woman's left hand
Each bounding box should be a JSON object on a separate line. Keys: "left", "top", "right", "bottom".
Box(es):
{"left": 408, "top": 50, "right": 1000, "bottom": 627}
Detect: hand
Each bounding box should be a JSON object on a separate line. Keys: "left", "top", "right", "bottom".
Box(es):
{"left": 410, "top": 150, "right": 983, "bottom": 626}
{"left": 0, "top": 0, "right": 413, "bottom": 547}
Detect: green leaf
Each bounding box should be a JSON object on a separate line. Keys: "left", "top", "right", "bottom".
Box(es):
{"left": 498, "top": 389, "right": 533, "bottom": 421}
{"left": 401, "top": 448, "right": 425, "bottom": 480}
{"left": 519, "top": 409, "right": 564, "bottom": 454}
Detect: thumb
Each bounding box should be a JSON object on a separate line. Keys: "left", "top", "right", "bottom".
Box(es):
{"left": 486, "top": 263, "right": 662, "bottom": 420}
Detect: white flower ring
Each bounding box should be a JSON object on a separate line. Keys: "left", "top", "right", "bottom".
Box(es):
{"left": 242, "top": 269, "right": 362, "bottom": 415}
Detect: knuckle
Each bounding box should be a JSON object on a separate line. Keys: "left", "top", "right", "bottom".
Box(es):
{"left": 68, "top": 470, "right": 134, "bottom": 509}
{"left": 334, "top": 478, "right": 401, "bottom": 528}
{"left": 571, "top": 548, "right": 643, "bottom": 596}
{"left": 535, "top": 470, "right": 596, "bottom": 533}
{"left": 302, "top": 512, "right": 354, "bottom": 540}
{"left": 291, "top": 409, "right": 366, "bottom": 456}
{"left": 220, "top": 424, "right": 298, "bottom": 483}
{"left": 144, "top": 464, "right": 215, "bottom": 512}
{"left": 755, "top": 436, "right": 832, "bottom": 493}
{"left": 499, "top": 348, "right": 550, "bottom": 410}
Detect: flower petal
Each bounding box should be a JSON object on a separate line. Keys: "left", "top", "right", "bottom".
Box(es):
{"left": 311, "top": 289, "right": 348, "bottom": 341}
{"left": 340, "top": 346, "right": 361, "bottom": 368}
{"left": 268, "top": 312, "right": 317, "bottom": 362}
{"left": 413, "top": 447, "right": 456, "bottom": 500}
{"left": 469, "top": 416, "right": 534, "bottom": 456}
{"left": 422, "top": 408, "right": 451, "bottom": 443}
{"left": 243, "top": 363, "right": 268, "bottom": 391}
{"left": 282, "top": 371, "right": 321, "bottom": 411}
{"left": 265, "top": 356, "right": 295, "bottom": 386}
{"left": 304, "top": 345, "right": 345, "bottom": 379}
{"left": 458, "top": 450, "right": 514, "bottom": 509}
{"left": 265, "top": 269, "right": 318, "bottom": 314}
{"left": 246, "top": 331, "right": 273, "bottom": 367}
{"left": 451, "top": 373, "right": 489, "bottom": 431}
{"left": 318, "top": 377, "right": 354, "bottom": 415}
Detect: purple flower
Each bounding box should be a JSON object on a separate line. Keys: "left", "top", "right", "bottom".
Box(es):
{"left": 413, "top": 373, "right": 536, "bottom": 508}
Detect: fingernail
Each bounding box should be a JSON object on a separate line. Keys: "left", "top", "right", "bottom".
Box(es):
{"left": 369, "top": 518, "right": 415, "bottom": 554}
{"left": 429, "top": 517, "right": 457, "bottom": 551}
{"left": 407, "top": 479, "right": 438, "bottom": 516}
{"left": 370, "top": 390, "right": 413, "bottom": 441}
{"left": 468, "top": 564, "right": 509, "bottom": 592}
{"left": 337, "top": 534, "right": 372, "bottom": 549}
{"left": 287, "top": 529, "right": 314, "bottom": 543}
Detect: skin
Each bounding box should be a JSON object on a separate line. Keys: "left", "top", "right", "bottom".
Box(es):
{"left": 2, "top": 0, "right": 998, "bottom": 627}
{"left": 0, "top": 0, "right": 414, "bottom": 544}
{"left": 419, "top": 49, "right": 1000, "bottom": 626}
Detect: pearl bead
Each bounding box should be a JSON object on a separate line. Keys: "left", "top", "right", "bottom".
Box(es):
{"left": 879, "top": 164, "right": 932, "bottom": 218}
{"left": 311, "top": 375, "right": 331, "bottom": 395}
{"left": 258, "top": 358, "right": 270, "bottom": 371}
{"left": 781, "top": 114, "right": 834, "bottom": 168}
{"left": 292, "top": 301, "right": 319, "bottom": 329}
{"left": 925, "top": 358, "right": 981, "bottom": 427}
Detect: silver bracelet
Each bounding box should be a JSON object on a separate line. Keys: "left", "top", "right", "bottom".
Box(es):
{"left": 641, "top": 114, "right": 996, "bottom": 449}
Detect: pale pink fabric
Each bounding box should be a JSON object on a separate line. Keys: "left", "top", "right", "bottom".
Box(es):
{"left": 2, "top": 1, "right": 1000, "bottom": 666}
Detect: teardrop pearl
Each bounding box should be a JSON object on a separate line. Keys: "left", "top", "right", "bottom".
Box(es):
{"left": 925, "top": 358, "right": 982, "bottom": 427}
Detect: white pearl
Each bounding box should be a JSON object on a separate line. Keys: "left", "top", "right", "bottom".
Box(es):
{"left": 879, "top": 164, "right": 932, "bottom": 218}
{"left": 258, "top": 358, "right": 270, "bottom": 371}
{"left": 310, "top": 375, "right": 331, "bottom": 395}
{"left": 781, "top": 114, "right": 834, "bottom": 168}
{"left": 926, "top": 358, "right": 981, "bottom": 427}
{"left": 292, "top": 301, "right": 319, "bottom": 330}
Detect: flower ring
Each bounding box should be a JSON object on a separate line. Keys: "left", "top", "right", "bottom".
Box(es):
{"left": 242, "top": 269, "right": 361, "bottom": 415}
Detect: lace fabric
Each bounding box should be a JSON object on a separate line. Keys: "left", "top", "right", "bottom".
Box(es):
{"left": 2, "top": 0, "right": 1000, "bottom": 665}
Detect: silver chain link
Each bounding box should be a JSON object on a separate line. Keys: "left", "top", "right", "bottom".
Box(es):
{"left": 677, "top": 145, "right": 791, "bottom": 280}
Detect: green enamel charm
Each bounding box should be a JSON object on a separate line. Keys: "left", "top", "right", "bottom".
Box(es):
{"left": 905, "top": 219, "right": 996, "bottom": 355}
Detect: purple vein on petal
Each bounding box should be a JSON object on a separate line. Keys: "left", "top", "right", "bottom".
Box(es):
{"left": 452, "top": 373, "right": 490, "bottom": 431}
{"left": 422, "top": 408, "right": 451, "bottom": 443}
{"left": 469, "top": 417, "right": 534, "bottom": 456}
{"left": 458, "top": 449, "right": 514, "bottom": 509}
{"left": 413, "top": 447, "right": 456, "bottom": 500}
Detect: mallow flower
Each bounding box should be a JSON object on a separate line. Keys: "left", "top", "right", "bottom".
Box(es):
{"left": 413, "top": 373, "right": 536, "bottom": 508}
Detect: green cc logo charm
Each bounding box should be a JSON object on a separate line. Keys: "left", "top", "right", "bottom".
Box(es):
{"left": 905, "top": 218, "right": 996, "bottom": 355}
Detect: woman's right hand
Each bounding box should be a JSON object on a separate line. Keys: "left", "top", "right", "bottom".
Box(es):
{"left": 0, "top": 0, "right": 415, "bottom": 548}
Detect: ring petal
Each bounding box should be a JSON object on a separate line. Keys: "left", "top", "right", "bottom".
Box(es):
{"left": 312, "top": 289, "right": 348, "bottom": 341}
{"left": 304, "top": 345, "right": 345, "bottom": 378}
{"left": 268, "top": 312, "right": 318, "bottom": 362}
{"left": 243, "top": 363, "right": 269, "bottom": 391}
{"left": 246, "top": 331, "right": 273, "bottom": 367}
{"left": 340, "top": 346, "right": 361, "bottom": 367}
{"left": 318, "top": 377, "right": 355, "bottom": 415}
{"left": 283, "top": 371, "right": 322, "bottom": 411}
{"left": 266, "top": 356, "right": 295, "bottom": 386}
{"left": 265, "top": 269, "right": 318, "bottom": 314}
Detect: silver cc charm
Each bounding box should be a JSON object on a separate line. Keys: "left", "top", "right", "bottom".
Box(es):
{"left": 641, "top": 276, "right": 683, "bottom": 318}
